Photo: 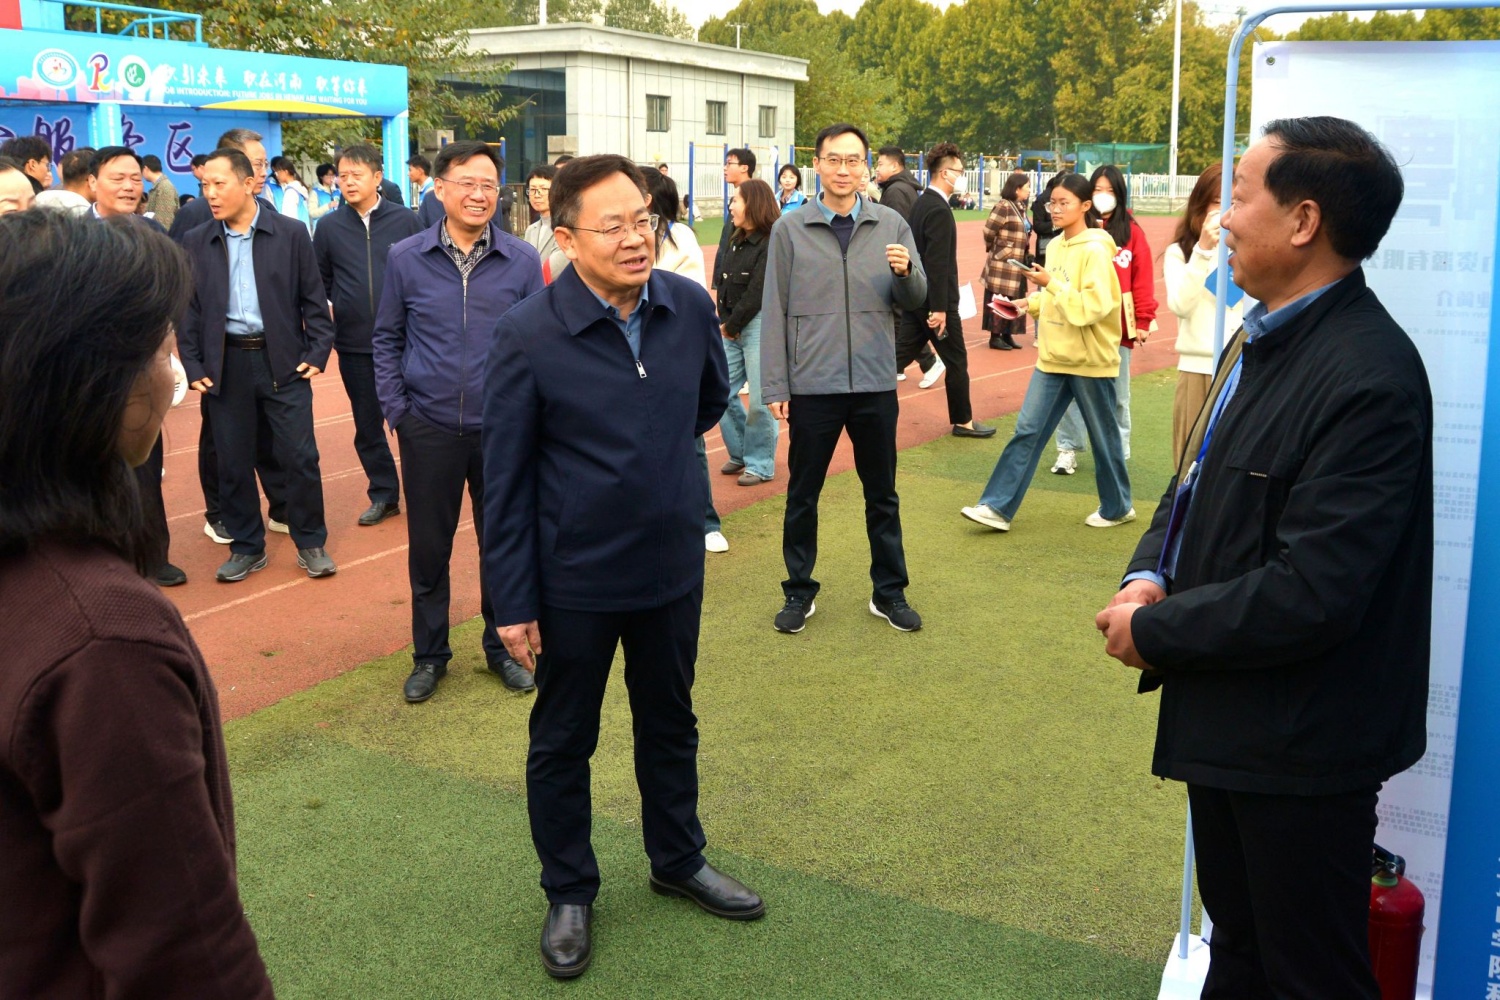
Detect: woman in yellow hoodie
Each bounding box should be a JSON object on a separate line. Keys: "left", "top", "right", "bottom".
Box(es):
{"left": 961, "top": 173, "right": 1134, "bottom": 532}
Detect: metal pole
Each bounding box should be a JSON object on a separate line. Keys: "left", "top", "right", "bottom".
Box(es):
{"left": 1169, "top": 0, "right": 1183, "bottom": 205}
{"left": 978, "top": 153, "right": 985, "bottom": 212}
{"left": 688, "top": 140, "right": 695, "bottom": 230}
{"left": 1178, "top": 804, "right": 1195, "bottom": 959}
{"left": 499, "top": 138, "right": 507, "bottom": 186}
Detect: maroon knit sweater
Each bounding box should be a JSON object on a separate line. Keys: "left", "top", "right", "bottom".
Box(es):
{"left": 0, "top": 540, "right": 274, "bottom": 999}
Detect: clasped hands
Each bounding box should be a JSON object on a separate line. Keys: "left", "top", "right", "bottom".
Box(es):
{"left": 1095, "top": 578, "right": 1165, "bottom": 670}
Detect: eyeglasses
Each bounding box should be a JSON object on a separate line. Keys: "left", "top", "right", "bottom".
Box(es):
{"left": 527, "top": 185, "right": 550, "bottom": 195}
{"left": 441, "top": 177, "right": 500, "bottom": 197}
{"left": 564, "top": 215, "right": 659, "bottom": 244}
{"left": 249, "top": 159, "right": 270, "bottom": 171}
{"left": 724, "top": 161, "right": 742, "bottom": 168}
{"left": 819, "top": 155, "right": 866, "bottom": 170}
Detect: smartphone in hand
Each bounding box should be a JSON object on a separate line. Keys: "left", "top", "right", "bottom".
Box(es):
{"left": 1003, "top": 258, "right": 1031, "bottom": 270}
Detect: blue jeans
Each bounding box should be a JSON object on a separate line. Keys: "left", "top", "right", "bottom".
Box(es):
{"left": 1056, "top": 345, "right": 1132, "bottom": 460}
{"left": 978, "top": 369, "right": 1131, "bottom": 521}
{"left": 718, "top": 316, "right": 778, "bottom": 479}
{"left": 696, "top": 435, "right": 720, "bottom": 533}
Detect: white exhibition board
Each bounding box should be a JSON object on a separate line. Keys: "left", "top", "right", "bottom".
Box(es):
{"left": 1252, "top": 39, "right": 1500, "bottom": 997}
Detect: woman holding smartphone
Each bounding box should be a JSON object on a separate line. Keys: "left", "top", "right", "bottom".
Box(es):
{"left": 960, "top": 173, "right": 1132, "bottom": 533}
{"left": 981, "top": 170, "right": 1032, "bottom": 350}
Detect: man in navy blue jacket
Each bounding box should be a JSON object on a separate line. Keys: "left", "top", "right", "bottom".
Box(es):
{"left": 179, "top": 148, "right": 337, "bottom": 583}
{"left": 482, "top": 155, "right": 758, "bottom": 980}
{"left": 373, "top": 141, "right": 544, "bottom": 703}
{"left": 314, "top": 143, "right": 422, "bottom": 528}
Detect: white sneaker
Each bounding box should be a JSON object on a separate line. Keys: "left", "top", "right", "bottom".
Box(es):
{"left": 960, "top": 504, "right": 1011, "bottom": 532}
{"left": 204, "top": 520, "right": 232, "bottom": 544}
{"left": 738, "top": 382, "right": 749, "bottom": 397}
{"left": 919, "top": 358, "right": 946, "bottom": 389}
{"left": 1050, "top": 450, "right": 1077, "bottom": 476}
{"left": 896, "top": 373, "right": 908, "bottom": 381}
{"left": 1084, "top": 508, "right": 1137, "bottom": 528}
{"left": 705, "top": 530, "right": 729, "bottom": 553}
{"left": 268, "top": 517, "right": 290, "bottom": 534}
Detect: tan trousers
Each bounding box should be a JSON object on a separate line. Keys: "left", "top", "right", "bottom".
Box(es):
{"left": 1171, "top": 371, "right": 1213, "bottom": 467}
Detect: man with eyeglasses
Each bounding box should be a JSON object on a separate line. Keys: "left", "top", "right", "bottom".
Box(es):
{"left": 171, "top": 128, "right": 290, "bottom": 547}
{"left": 761, "top": 122, "right": 928, "bottom": 635}
{"left": 313, "top": 143, "right": 421, "bottom": 529}
{"left": 373, "top": 140, "right": 544, "bottom": 704}
{"left": 483, "top": 154, "right": 746, "bottom": 980}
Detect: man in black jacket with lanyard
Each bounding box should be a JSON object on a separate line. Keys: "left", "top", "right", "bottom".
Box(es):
{"left": 314, "top": 143, "right": 421, "bottom": 527}
{"left": 1096, "top": 117, "right": 1430, "bottom": 998}
{"left": 899, "top": 143, "right": 993, "bottom": 439}
{"left": 179, "top": 148, "right": 338, "bottom": 583}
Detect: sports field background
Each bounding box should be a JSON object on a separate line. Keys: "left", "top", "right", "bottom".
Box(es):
{"left": 226, "top": 369, "right": 1191, "bottom": 998}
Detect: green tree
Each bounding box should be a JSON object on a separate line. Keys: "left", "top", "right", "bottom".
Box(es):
{"left": 1045, "top": 0, "right": 1166, "bottom": 144}
{"left": 603, "top": 0, "right": 695, "bottom": 39}
{"left": 847, "top": 0, "right": 939, "bottom": 77}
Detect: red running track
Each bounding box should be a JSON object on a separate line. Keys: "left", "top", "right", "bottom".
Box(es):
{"left": 158, "top": 216, "right": 1185, "bottom": 719}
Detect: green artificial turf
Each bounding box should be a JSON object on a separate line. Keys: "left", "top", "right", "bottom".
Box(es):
{"left": 226, "top": 369, "right": 1190, "bottom": 998}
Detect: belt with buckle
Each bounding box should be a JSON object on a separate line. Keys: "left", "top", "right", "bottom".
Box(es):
{"left": 226, "top": 334, "right": 267, "bottom": 349}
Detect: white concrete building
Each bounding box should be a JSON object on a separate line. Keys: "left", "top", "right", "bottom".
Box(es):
{"left": 462, "top": 24, "right": 807, "bottom": 193}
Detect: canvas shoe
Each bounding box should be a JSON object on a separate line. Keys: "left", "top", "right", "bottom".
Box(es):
{"left": 960, "top": 504, "right": 1011, "bottom": 532}
{"left": 1084, "top": 508, "right": 1138, "bottom": 528}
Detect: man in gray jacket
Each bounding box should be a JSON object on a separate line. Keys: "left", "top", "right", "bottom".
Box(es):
{"left": 761, "top": 123, "right": 928, "bottom": 635}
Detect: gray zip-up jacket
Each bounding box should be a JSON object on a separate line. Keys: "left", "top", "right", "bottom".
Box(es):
{"left": 760, "top": 197, "right": 927, "bottom": 402}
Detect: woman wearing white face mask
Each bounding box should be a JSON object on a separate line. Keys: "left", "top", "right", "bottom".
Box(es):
{"left": 1050, "top": 163, "right": 1157, "bottom": 475}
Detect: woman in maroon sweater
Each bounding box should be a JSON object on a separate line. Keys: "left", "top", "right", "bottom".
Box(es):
{"left": 0, "top": 210, "right": 275, "bottom": 999}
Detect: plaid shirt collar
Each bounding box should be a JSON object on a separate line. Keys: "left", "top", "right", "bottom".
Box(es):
{"left": 439, "top": 221, "right": 491, "bottom": 278}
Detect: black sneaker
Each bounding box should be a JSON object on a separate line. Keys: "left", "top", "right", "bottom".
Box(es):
{"left": 869, "top": 597, "right": 922, "bottom": 632}
{"left": 773, "top": 596, "right": 815, "bottom": 634}
{"left": 154, "top": 563, "right": 188, "bottom": 587}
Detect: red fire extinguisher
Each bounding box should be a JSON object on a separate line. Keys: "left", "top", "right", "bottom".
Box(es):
{"left": 1369, "top": 844, "right": 1424, "bottom": 1000}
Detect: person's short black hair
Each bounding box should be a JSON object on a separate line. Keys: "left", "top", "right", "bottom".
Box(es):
{"left": 141, "top": 154, "right": 162, "bottom": 173}
{"left": 215, "top": 127, "right": 262, "bottom": 152}
{"left": 527, "top": 163, "right": 558, "bottom": 184}
{"left": 1261, "top": 116, "right": 1404, "bottom": 261}
{"left": 645, "top": 169, "right": 681, "bottom": 246}
{"left": 433, "top": 141, "right": 502, "bottom": 180}
{"left": 90, "top": 146, "right": 142, "bottom": 176}
{"left": 204, "top": 148, "right": 254, "bottom": 181}
{"left": 553, "top": 154, "right": 575, "bottom": 166}
{"left": 178, "top": 193, "right": 195, "bottom": 206}
{"left": 0, "top": 155, "right": 23, "bottom": 175}
{"left": 0, "top": 209, "right": 191, "bottom": 574}
{"left": 407, "top": 154, "right": 432, "bottom": 175}
{"left": 725, "top": 147, "right": 756, "bottom": 173}
{"left": 58, "top": 147, "right": 95, "bottom": 185}
{"left": 549, "top": 154, "right": 647, "bottom": 230}
{"left": 316, "top": 163, "right": 335, "bottom": 182}
{"left": 1001, "top": 170, "right": 1030, "bottom": 201}
{"left": 876, "top": 145, "right": 905, "bottom": 163}
{"left": 336, "top": 144, "right": 383, "bottom": 174}
{"left": 815, "top": 124, "right": 868, "bottom": 157}
{"left": 0, "top": 135, "right": 51, "bottom": 165}
{"left": 778, "top": 163, "right": 801, "bottom": 186}
{"left": 926, "top": 142, "right": 962, "bottom": 175}
{"left": 190, "top": 153, "right": 209, "bottom": 168}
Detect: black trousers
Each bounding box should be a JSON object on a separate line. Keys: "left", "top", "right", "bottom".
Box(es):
{"left": 134, "top": 433, "right": 170, "bottom": 574}
{"left": 897, "top": 309, "right": 973, "bottom": 426}
{"left": 338, "top": 351, "right": 400, "bottom": 505}
{"left": 783, "top": 391, "right": 908, "bottom": 603}
{"left": 527, "top": 587, "right": 708, "bottom": 903}
{"left": 1189, "top": 783, "right": 1381, "bottom": 1000}
{"left": 199, "top": 389, "right": 285, "bottom": 524}
{"left": 203, "top": 347, "right": 327, "bottom": 555}
{"left": 395, "top": 415, "right": 505, "bottom": 667}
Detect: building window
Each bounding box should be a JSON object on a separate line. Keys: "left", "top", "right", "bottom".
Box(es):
{"left": 706, "top": 100, "right": 726, "bottom": 136}
{"left": 758, "top": 106, "right": 777, "bottom": 138}
{"left": 647, "top": 95, "right": 670, "bottom": 132}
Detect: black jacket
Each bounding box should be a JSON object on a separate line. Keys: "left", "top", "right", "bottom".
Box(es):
{"left": 312, "top": 198, "right": 423, "bottom": 354}
{"left": 906, "top": 188, "right": 959, "bottom": 313}
{"left": 168, "top": 194, "right": 276, "bottom": 243}
{"left": 877, "top": 170, "right": 922, "bottom": 221}
{"left": 714, "top": 228, "right": 769, "bottom": 336}
{"left": 178, "top": 208, "right": 336, "bottom": 393}
{"left": 1126, "top": 269, "right": 1432, "bottom": 796}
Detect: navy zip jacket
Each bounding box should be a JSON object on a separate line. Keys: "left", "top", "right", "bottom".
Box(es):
{"left": 313, "top": 198, "right": 422, "bottom": 354}
{"left": 481, "top": 266, "right": 730, "bottom": 621}
{"left": 372, "top": 221, "right": 543, "bottom": 435}
{"left": 177, "top": 209, "right": 335, "bottom": 393}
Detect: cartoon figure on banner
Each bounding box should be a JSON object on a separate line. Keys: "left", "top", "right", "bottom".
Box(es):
{"left": 166, "top": 122, "right": 196, "bottom": 173}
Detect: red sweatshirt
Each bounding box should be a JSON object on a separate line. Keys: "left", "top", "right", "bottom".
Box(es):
{"left": 1111, "top": 216, "right": 1158, "bottom": 347}
{"left": 0, "top": 541, "right": 274, "bottom": 1000}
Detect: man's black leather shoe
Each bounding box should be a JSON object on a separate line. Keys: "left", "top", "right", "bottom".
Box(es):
{"left": 490, "top": 656, "right": 536, "bottom": 692}
{"left": 403, "top": 663, "right": 446, "bottom": 703}
{"left": 952, "top": 423, "right": 997, "bottom": 439}
{"left": 358, "top": 502, "right": 400, "bottom": 526}
{"left": 649, "top": 863, "right": 765, "bottom": 920}
{"left": 540, "top": 903, "right": 592, "bottom": 979}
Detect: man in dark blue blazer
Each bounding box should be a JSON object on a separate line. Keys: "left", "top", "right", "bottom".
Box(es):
{"left": 482, "top": 155, "right": 759, "bottom": 980}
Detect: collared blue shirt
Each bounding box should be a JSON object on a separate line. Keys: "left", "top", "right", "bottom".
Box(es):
{"left": 224, "top": 207, "right": 265, "bottom": 336}
{"left": 815, "top": 192, "right": 863, "bottom": 224}
{"left": 1129, "top": 279, "right": 1337, "bottom": 590}
{"left": 585, "top": 280, "right": 651, "bottom": 360}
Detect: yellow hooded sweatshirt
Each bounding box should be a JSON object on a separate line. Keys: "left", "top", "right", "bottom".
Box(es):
{"left": 1026, "top": 227, "right": 1123, "bottom": 378}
